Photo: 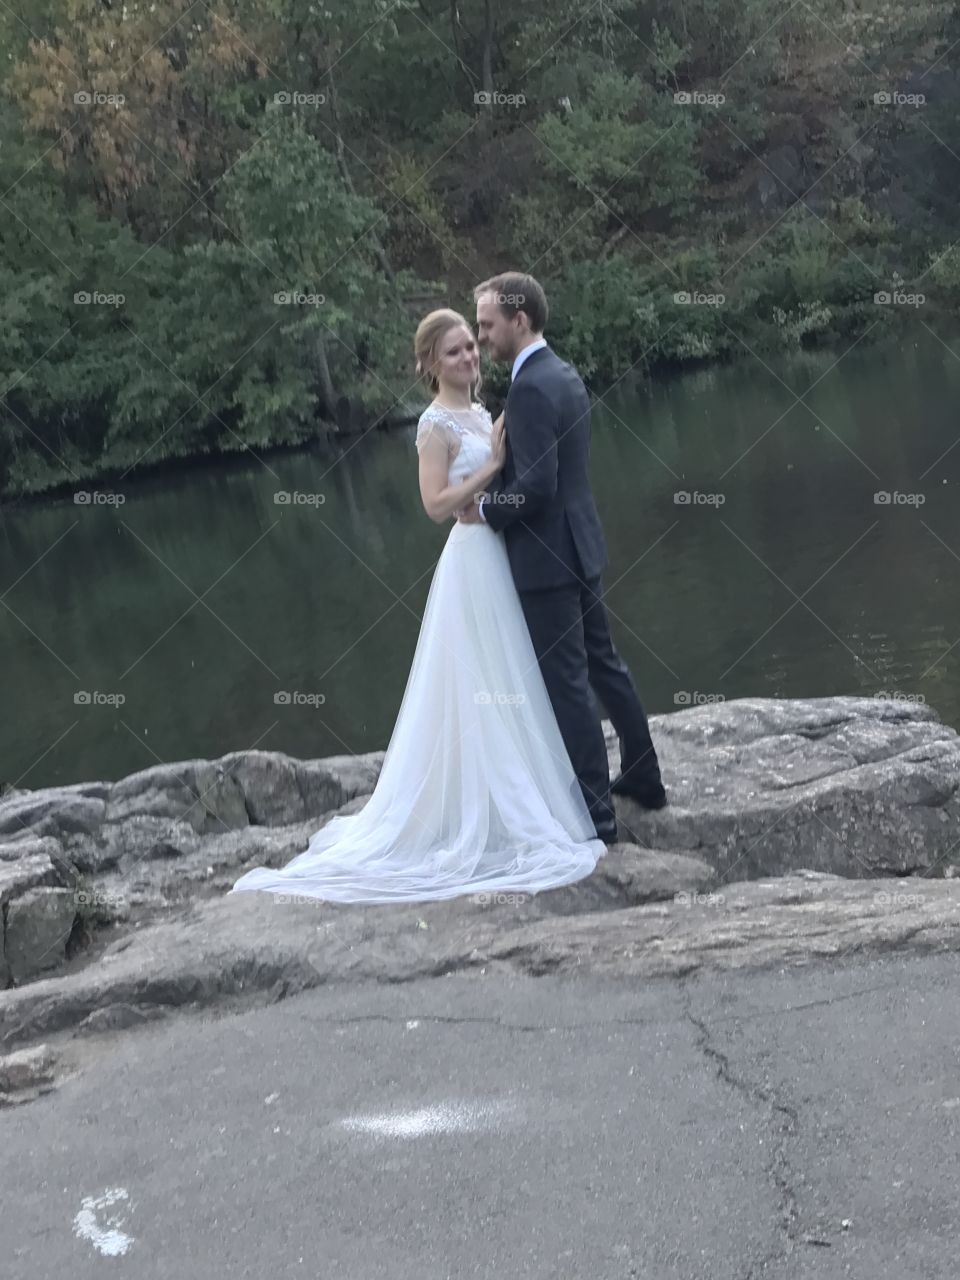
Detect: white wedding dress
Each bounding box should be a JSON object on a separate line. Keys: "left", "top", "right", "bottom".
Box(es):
{"left": 229, "top": 402, "right": 604, "bottom": 904}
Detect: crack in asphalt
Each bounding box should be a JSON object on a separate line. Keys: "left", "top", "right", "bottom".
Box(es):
{"left": 680, "top": 985, "right": 805, "bottom": 1280}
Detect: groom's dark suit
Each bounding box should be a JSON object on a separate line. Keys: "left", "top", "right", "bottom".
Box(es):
{"left": 480, "top": 343, "right": 662, "bottom": 832}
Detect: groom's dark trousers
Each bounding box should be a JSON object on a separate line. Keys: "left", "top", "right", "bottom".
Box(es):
{"left": 480, "top": 344, "right": 662, "bottom": 832}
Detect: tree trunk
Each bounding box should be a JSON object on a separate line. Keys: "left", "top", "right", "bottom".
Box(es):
{"left": 478, "top": 0, "right": 495, "bottom": 133}
{"left": 313, "top": 332, "right": 338, "bottom": 429}
{"left": 449, "top": 0, "right": 478, "bottom": 97}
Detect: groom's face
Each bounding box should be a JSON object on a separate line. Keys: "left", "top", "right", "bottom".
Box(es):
{"left": 476, "top": 292, "right": 521, "bottom": 363}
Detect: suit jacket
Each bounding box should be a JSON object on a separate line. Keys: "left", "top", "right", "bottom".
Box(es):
{"left": 482, "top": 345, "right": 608, "bottom": 591}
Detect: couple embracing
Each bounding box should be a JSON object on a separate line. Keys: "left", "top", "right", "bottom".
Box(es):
{"left": 231, "top": 273, "right": 665, "bottom": 904}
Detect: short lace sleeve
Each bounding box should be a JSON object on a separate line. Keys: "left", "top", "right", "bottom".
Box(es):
{"left": 415, "top": 406, "right": 459, "bottom": 455}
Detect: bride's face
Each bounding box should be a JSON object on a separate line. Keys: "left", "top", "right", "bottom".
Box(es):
{"left": 435, "top": 325, "right": 480, "bottom": 392}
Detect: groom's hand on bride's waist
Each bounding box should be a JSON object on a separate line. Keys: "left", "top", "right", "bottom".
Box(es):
{"left": 457, "top": 494, "right": 486, "bottom": 524}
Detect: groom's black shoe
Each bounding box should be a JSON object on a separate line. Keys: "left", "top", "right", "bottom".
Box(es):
{"left": 610, "top": 776, "right": 668, "bottom": 810}
{"left": 594, "top": 820, "right": 620, "bottom": 845}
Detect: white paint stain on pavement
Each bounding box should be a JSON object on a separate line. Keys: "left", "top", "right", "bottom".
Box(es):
{"left": 339, "top": 1101, "right": 510, "bottom": 1139}
{"left": 73, "top": 1187, "right": 134, "bottom": 1256}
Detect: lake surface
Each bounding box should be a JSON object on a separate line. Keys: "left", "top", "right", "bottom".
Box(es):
{"left": 4, "top": 331, "right": 960, "bottom": 789}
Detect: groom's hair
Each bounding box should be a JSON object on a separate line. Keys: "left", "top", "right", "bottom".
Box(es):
{"left": 473, "top": 272, "right": 548, "bottom": 334}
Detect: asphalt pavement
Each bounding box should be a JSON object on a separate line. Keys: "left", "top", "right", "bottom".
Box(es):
{"left": 3, "top": 951, "right": 959, "bottom": 1280}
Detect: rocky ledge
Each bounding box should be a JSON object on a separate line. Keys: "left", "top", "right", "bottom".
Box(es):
{"left": 0, "top": 695, "right": 957, "bottom": 1061}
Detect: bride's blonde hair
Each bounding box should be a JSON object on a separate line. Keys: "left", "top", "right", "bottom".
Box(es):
{"left": 414, "top": 308, "right": 483, "bottom": 402}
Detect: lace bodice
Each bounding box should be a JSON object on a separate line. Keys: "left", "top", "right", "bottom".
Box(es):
{"left": 416, "top": 402, "right": 493, "bottom": 485}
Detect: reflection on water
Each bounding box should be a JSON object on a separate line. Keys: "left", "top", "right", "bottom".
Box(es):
{"left": 3, "top": 332, "right": 960, "bottom": 787}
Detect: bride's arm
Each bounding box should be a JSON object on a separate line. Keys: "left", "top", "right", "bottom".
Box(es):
{"left": 418, "top": 431, "right": 503, "bottom": 524}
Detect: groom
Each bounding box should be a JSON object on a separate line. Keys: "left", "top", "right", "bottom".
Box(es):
{"left": 458, "top": 271, "right": 666, "bottom": 843}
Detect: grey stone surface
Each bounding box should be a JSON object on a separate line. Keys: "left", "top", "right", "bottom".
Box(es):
{"left": 4, "top": 887, "right": 77, "bottom": 985}
{"left": 0, "top": 834, "right": 68, "bottom": 865}
{"left": 105, "top": 759, "right": 250, "bottom": 832}
{"left": 607, "top": 695, "right": 960, "bottom": 879}
{"left": 0, "top": 854, "right": 63, "bottom": 905}
{"left": 0, "top": 1042, "right": 57, "bottom": 1105}
{"left": 1, "top": 861, "right": 959, "bottom": 1051}
{"left": 0, "top": 790, "right": 106, "bottom": 842}
{"left": 0, "top": 695, "right": 957, "bottom": 1017}
{"left": 0, "top": 855, "right": 69, "bottom": 989}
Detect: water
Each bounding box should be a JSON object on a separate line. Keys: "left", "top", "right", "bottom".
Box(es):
{"left": 4, "top": 332, "right": 959, "bottom": 789}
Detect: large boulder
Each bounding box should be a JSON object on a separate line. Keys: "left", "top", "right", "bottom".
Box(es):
{"left": 610, "top": 696, "right": 960, "bottom": 880}
{"left": 0, "top": 854, "right": 70, "bottom": 988}
{"left": 4, "top": 887, "right": 77, "bottom": 984}
{"left": 0, "top": 787, "right": 106, "bottom": 843}
{"left": 216, "top": 749, "right": 382, "bottom": 826}
{"left": 106, "top": 760, "right": 248, "bottom": 833}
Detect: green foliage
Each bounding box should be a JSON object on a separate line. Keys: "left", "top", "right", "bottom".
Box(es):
{"left": 0, "top": 0, "right": 958, "bottom": 497}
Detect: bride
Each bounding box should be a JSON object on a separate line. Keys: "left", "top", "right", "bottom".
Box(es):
{"left": 229, "top": 308, "right": 605, "bottom": 904}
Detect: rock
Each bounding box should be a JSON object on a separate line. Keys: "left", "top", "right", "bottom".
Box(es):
{"left": 0, "top": 834, "right": 68, "bottom": 866}
{"left": 317, "top": 793, "right": 371, "bottom": 821}
{"left": 606, "top": 696, "right": 960, "bottom": 880}
{"left": 520, "top": 844, "right": 716, "bottom": 916}
{"left": 0, "top": 854, "right": 63, "bottom": 905}
{"left": 103, "top": 750, "right": 383, "bottom": 837}
{"left": 3, "top": 874, "right": 960, "bottom": 1050}
{"left": 75, "top": 815, "right": 202, "bottom": 875}
{"left": 74, "top": 1003, "right": 167, "bottom": 1036}
{"left": 215, "top": 752, "right": 304, "bottom": 825}
{"left": 106, "top": 760, "right": 248, "bottom": 833}
{"left": 0, "top": 855, "right": 67, "bottom": 990}
{"left": 0, "top": 1043, "right": 58, "bottom": 1105}
{"left": 5, "top": 887, "right": 77, "bottom": 984}
{"left": 301, "top": 752, "right": 383, "bottom": 804}
{"left": 215, "top": 749, "right": 381, "bottom": 826}
{"left": 0, "top": 789, "right": 106, "bottom": 843}
{"left": 0, "top": 695, "right": 958, "bottom": 1003}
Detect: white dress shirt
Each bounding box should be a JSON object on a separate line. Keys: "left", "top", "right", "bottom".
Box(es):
{"left": 479, "top": 339, "right": 549, "bottom": 522}
{"left": 511, "top": 337, "right": 548, "bottom": 382}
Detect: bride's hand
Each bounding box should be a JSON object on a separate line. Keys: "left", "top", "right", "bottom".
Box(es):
{"left": 490, "top": 413, "right": 506, "bottom": 468}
